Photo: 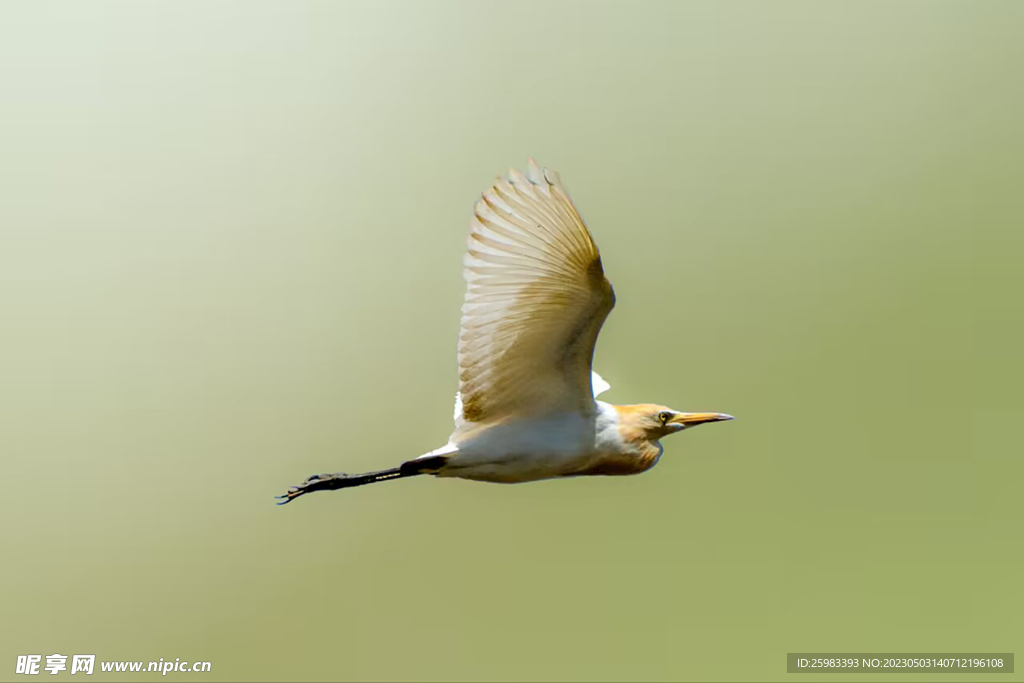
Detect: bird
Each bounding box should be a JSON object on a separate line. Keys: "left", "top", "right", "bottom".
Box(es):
{"left": 277, "top": 159, "right": 733, "bottom": 504}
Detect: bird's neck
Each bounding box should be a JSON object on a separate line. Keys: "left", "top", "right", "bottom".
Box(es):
{"left": 607, "top": 404, "right": 655, "bottom": 447}
{"left": 583, "top": 402, "right": 664, "bottom": 475}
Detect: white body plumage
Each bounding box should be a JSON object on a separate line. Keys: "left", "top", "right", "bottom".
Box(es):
{"left": 423, "top": 373, "right": 634, "bottom": 483}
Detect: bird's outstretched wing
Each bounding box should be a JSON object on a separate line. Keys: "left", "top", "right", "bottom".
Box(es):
{"left": 455, "top": 159, "right": 615, "bottom": 436}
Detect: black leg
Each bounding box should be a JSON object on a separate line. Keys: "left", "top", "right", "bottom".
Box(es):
{"left": 276, "top": 456, "right": 451, "bottom": 505}
{"left": 276, "top": 468, "right": 403, "bottom": 504}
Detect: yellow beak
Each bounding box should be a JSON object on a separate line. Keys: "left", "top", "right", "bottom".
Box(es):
{"left": 669, "top": 412, "right": 735, "bottom": 427}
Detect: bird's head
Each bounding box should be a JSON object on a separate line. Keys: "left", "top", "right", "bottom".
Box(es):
{"left": 615, "top": 404, "right": 735, "bottom": 443}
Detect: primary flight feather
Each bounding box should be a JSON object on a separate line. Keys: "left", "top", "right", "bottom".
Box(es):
{"left": 278, "top": 159, "right": 732, "bottom": 503}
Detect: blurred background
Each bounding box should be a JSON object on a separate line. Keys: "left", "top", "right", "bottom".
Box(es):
{"left": 1, "top": 1, "right": 1019, "bottom": 681}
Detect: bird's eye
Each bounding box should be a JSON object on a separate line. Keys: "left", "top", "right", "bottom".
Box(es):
{"left": 658, "top": 411, "right": 673, "bottom": 425}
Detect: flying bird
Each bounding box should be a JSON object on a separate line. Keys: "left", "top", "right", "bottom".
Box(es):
{"left": 278, "top": 159, "right": 732, "bottom": 503}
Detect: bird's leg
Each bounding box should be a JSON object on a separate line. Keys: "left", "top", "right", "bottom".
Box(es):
{"left": 276, "top": 455, "right": 449, "bottom": 505}
{"left": 276, "top": 468, "right": 401, "bottom": 504}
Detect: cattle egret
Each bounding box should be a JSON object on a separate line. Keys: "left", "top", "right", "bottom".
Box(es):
{"left": 278, "top": 159, "right": 732, "bottom": 504}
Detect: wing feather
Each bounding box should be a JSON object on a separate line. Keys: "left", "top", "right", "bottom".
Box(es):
{"left": 455, "top": 160, "right": 615, "bottom": 434}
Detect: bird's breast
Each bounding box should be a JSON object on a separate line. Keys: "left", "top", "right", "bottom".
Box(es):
{"left": 568, "top": 442, "right": 664, "bottom": 477}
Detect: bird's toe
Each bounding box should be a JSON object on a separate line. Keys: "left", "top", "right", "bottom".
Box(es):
{"left": 275, "top": 487, "right": 302, "bottom": 505}
{"left": 276, "top": 473, "right": 350, "bottom": 505}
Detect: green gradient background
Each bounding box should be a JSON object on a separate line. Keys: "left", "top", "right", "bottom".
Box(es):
{"left": 1, "top": 2, "right": 1019, "bottom": 681}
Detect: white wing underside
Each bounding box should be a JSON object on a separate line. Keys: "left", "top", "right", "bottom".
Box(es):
{"left": 452, "top": 159, "right": 616, "bottom": 440}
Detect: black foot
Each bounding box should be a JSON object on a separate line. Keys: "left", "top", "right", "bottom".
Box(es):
{"left": 275, "top": 472, "right": 355, "bottom": 505}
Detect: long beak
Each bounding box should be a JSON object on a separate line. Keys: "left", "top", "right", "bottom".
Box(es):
{"left": 670, "top": 412, "right": 735, "bottom": 428}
